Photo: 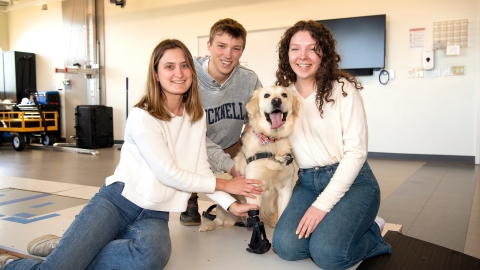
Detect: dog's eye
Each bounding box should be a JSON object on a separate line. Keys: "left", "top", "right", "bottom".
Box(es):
{"left": 264, "top": 94, "right": 270, "bottom": 98}
{"left": 281, "top": 93, "right": 288, "bottom": 98}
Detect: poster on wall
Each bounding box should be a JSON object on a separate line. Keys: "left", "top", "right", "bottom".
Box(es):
{"left": 409, "top": 28, "right": 426, "bottom": 50}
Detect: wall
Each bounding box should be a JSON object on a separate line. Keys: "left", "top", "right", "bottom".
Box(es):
{"left": 7, "top": 1, "right": 66, "bottom": 137}
{"left": 5, "top": 0, "right": 480, "bottom": 162}
{"left": 8, "top": 2, "right": 64, "bottom": 91}
{"left": 476, "top": 1, "right": 480, "bottom": 164}
{"left": 102, "top": 0, "right": 479, "bottom": 161}
{"left": 0, "top": 11, "right": 8, "bottom": 51}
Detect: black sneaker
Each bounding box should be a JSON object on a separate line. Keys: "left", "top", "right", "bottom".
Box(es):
{"left": 180, "top": 195, "right": 201, "bottom": 226}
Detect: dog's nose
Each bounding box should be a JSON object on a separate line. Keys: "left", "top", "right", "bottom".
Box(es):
{"left": 271, "top": 98, "right": 282, "bottom": 106}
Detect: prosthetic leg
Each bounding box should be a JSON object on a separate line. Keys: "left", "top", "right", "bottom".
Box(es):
{"left": 246, "top": 210, "right": 271, "bottom": 254}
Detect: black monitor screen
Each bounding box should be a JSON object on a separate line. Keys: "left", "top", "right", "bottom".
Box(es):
{"left": 317, "top": 14, "right": 386, "bottom": 74}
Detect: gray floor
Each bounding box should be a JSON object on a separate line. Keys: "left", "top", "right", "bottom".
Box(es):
{"left": 377, "top": 162, "right": 479, "bottom": 255}
{"left": 0, "top": 143, "right": 479, "bottom": 261}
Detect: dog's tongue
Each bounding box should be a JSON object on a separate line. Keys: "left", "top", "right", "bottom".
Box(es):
{"left": 270, "top": 112, "right": 284, "bottom": 129}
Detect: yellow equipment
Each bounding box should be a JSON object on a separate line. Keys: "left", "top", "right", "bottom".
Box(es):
{"left": 0, "top": 110, "right": 59, "bottom": 151}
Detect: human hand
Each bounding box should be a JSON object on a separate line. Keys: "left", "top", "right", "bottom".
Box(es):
{"left": 296, "top": 206, "right": 327, "bottom": 239}
{"left": 216, "top": 176, "right": 263, "bottom": 199}
{"left": 227, "top": 201, "right": 259, "bottom": 217}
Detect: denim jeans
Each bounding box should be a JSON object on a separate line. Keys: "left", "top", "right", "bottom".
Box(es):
{"left": 6, "top": 182, "right": 171, "bottom": 270}
{"left": 272, "top": 162, "right": 392, "bottom": 270}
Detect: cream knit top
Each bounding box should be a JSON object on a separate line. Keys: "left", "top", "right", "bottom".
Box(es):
{"left": 106, "top": 107, "right": 236, "bottom": 212}
{"left": 288, "top": 79, "right": 368, "bottom": 212}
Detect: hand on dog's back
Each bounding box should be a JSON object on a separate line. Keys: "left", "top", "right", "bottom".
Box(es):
{"left": 216, "top": 176, "right": 263, "bottom": 199}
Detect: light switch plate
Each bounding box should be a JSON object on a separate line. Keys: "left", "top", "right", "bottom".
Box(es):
{"left": 444, "top": 67, "right": 451, "bottom": 76}
{"left": 451, "top": 66, "right": 466, "bottom": 75}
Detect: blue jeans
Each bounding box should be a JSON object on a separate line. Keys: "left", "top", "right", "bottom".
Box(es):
{"left": 272, "top": 162, "right": 391, "bottom": 270}
{"left": 6, "top": 182, "right": 171, "bottom": 270}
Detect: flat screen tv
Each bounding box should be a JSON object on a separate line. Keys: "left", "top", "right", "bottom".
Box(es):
{"left": 317, "top": 14, "right": 386, "bottom": 76}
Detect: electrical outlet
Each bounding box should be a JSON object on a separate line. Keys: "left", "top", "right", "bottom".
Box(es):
{"left": 416, "top": 68, "right": 424, "bottom": 78}
{"left": 389, "top": 70, "right": 395, "bottom": 80}
{"left": 451, "top": 66, "right": 466, "bottom": 75}
{"left": 408, "top": 68, "right": 415, "bottom": 78}
{"left": 434, "top": 68, "right": 441, "bottom": 77}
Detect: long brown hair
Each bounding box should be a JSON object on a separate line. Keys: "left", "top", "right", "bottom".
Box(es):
{"left": 275, "top": 20, "right": 363, "bottom": 117}
{"left": 135, "top": 39, "right": 203, "bottom": 123}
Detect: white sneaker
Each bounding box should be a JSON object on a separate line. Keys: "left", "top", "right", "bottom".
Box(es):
{"left": 27, "top": 234, "right": 61, "bottom": 257}
{"left": 375, "top": 216, "right": 386, "bottom": 233}
{"left": 0, "top": 254, "right": 19, "bottom": 268}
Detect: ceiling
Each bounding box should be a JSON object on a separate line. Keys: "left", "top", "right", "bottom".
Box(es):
{"left": 0, "top": 0, "right": 64, "bottom": 11}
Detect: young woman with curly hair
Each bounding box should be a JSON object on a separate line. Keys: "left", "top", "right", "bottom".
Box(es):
{"left": 272, "top": 20, "right": 392, "bottom": 269}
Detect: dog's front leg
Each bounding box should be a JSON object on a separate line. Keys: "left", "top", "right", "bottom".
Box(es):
{"left": 233, "top": 153, "right": 247, "bottom": 176}
{"left": 277, "top": 183, "right": 292, "bottom": 219}
{"left": 245, "top": 193, "right": 261, "bottom": 208}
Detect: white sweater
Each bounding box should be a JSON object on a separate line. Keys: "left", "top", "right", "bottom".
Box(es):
{"left": 289, "top": 79, "right": 368, "bottom": 212}
{"left": 105, "top": 107, "right": 236, "bottom": 212}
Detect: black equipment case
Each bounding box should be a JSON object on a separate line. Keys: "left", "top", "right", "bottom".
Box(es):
{"left": 74, "top": 105, "right": 114, "bottom": 149}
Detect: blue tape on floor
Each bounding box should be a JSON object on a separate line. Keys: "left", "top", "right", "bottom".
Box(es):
{"left": 3, "top": 213, "right": 60, "bottom": 224}
{"left": 31, "top": 202, "right": 55, "bottom": 208}
{"left": 14, "top": 212, "right": 36, "bottom": 218}
{"left": 0, "top": 194, "right": 5, "bottom": 197}
{"left": 0, "top": 193, "right": 51, "bottom": 206}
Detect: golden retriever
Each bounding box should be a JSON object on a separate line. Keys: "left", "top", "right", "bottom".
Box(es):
{"left": 200, "top": 85, "right": 300, "bottom": 231}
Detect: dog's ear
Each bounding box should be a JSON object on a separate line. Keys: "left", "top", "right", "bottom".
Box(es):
{"left": 246, "top": 89, "right": 260, "bottom": 117}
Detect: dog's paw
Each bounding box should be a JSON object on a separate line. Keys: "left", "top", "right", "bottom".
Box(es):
{"left": 199, "top": 223, "right": 216, "bottom": 232}
{"left": 274, "top": 154, "right": 293, "bottom": 165}
{"left": 274, "top": 155, "right": 287, "bottom": 163}
{"left": 199, "top": 220, "right": 222, "bottom": 232}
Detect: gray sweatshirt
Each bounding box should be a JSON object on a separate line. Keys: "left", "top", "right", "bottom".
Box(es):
{"left": 194, "top": 56, "right": 262, "bottom": 174}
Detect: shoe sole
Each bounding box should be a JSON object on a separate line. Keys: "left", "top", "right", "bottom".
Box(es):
{"left": 180, "top": 221, "right": 201, "bottom": 226}
{"left": 27, "top": 234, "right": 60, "bottom": 256}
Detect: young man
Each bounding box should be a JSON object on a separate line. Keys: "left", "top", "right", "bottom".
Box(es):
{"left": 180, "top": 18, "right": 263, "bottom": 226}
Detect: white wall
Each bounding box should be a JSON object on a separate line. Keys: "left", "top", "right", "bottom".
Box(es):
{"left": 102, "top": 0, "right": 479, "bottom": 161}
{"left": 7, "top": 2, "right": 64, "bottom": 91}
{"left": 475, "top": 0, "right": 480, "bottom": 164}
{"left": 0, "top": 11, "right": 8, "bottom": 51}
{"left": 7, "top": 1, "right": 66, "bottom": 137}
{"left": 6, "top": 0, "right": 480, "bottom": 162}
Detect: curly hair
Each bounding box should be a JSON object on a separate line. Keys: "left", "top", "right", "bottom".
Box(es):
{"left": 275, "top": 20, "right": 363, "bottom": 117}
{"left": 135, "top": 39, "right": 203, "bottom": 123}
